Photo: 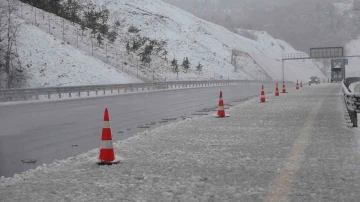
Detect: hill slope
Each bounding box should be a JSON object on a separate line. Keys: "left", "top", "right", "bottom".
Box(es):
{"left": 81, "top": 0, "right": 326, "bottom": 81}
{"left": 12, "top": 0, "right": 326, "bottom": 86}
{"left": 16, "top": 18, "right": 141, "bottom": 87}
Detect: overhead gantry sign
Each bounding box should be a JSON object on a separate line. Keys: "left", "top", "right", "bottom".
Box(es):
{"left": 282, "top": 47, "right": 348, "bottom": 82}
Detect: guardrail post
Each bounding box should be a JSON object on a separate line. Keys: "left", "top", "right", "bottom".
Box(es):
{"left": 111, "top": 89, "right": 113, "bottom": 94}
{"left": 48, "top": 93, "right": 50, "bottom": 99}
{"left": 103, "top": 90, "right": 106, "bottom": 94}
{"left": 118, "top": 89, "right": 120, "bottom": 93}
{"left": 124, "top": 89, "right": 127, "bottom": 93}
{"left": 59, "top": 93, "right": 61, "bottom": 98}
{"left": 78, "top": 92, "right": 81, "bottom": 97}
{"left": 36, "top": 95, "right": 39, "bottom": 100}
{"left": 69, "top": 93, "right": 71, "bottom": 98}
{"left": 96, "top": 91, "right": 98, "bottom": 95}
{"left": 87, "top": 91, "right": 90, "bottom": 96}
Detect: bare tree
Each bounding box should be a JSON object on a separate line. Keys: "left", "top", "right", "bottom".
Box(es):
{"left": 0, "top": 0, "right": 23, "bottom": 89}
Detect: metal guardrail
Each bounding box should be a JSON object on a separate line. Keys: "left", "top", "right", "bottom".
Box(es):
{"left": 0, "top": 80, "right": 293, "bottom": 102}
{"left": 342, "top": 77, "right": 360, "bottom": 127}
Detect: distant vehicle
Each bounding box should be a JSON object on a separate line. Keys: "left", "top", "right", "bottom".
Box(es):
{"left": 309, "top": 76, "right": 320, "bottom": 85}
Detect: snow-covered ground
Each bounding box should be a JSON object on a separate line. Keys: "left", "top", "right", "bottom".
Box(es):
{"left": 16, "top": 19, "right": 141, "bottom": 87}
{"left": 10, "top": 0, "right": 325, "bottom": 87}
{"left": 2, "top": 84, "right": 358, "bottom": 202}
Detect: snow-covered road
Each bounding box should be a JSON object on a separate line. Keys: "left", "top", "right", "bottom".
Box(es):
{"left": 0, "top": 83, "right": 273, "bottom": 178}
{"left": 1, "top": 83, "right": 359, "bottom": 202}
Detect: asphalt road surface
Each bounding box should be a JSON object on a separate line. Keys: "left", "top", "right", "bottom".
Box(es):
{"left": 0, "top": 83, "right": 282, "bottom": 177}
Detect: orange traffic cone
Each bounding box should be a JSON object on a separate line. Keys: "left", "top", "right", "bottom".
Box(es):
{"left": 275, "top": 83, "right": 280, "bottom": 96}
{"left": 98, "top": 108, "right": 120, "bottom": 165}
{"left": 300, "top": 80, "right": 303, "bottom": 88}
{"left": 282, "top": 81, "right": 287, "bottom": 93}
{"left": 296, "top": 80, "right": 299, "bottom": 90}
{"left": 260, "top": 85, "right": 267, "bottom": 102}
{"left": 217, "top": 91, "right": 225, "bottom": 118}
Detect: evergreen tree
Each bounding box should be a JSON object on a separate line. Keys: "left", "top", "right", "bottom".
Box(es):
{"left": 171, "top": 58, "right": 178, "bottom": 72}
{"left": 49, "top": 0, "right": 62, "bottom": 15}
{"left": 113, "top": 21, "right": 121, "bottom": 33}
{"left": 107, "top": 30, "right": 117, "bottom": 43}
{"left": 100, "top": 8, "right": 110, "bottom": 24}
{"left": 99, "top": 24, "right": 109, "bottom": 36}
{"left": 80, "top": 22, "right": 86, "bottom": 36}
{"left": 126, "top": 41, "right": 131, "bottom": 54}
{"left": 144, "top": 45, "right": 153, "bottom": 56}
{"left": 182, "top": 57, "right": 190, "bottom": 73}
{"left": 163, "top": 50, "right": 168, "bottom": 60}
{"left": 139, "top": 45, "right": 153, "bottom": 64}
{"left": 132, "top": 39, "right": 140, "bottom": 52}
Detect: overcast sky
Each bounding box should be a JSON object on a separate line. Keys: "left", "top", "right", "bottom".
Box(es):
{"left": 162, "top": 0, "right": 357, "bottom": 52}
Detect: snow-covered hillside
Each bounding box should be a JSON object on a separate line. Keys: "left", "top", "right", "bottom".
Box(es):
{"left": 96, "top": 0, "right": 326, "bottom": 82}
{"left": 12, "top": 0, "right": 326, "bottom": 86}
{"left": 237, "top": 29, "right": 326, "bottom": 81}
{"left": 16, "top": 18, "right": 141, "bottom": 87}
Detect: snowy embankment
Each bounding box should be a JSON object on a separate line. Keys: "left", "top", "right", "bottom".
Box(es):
{"left": 13, "top": 0, "right": 325, "bottom": 85}
{"left": 1, "top": 84, "right": 354, "bottom": 201}
{"left": 16, "top": 19, "right": 141, "bottom": 87}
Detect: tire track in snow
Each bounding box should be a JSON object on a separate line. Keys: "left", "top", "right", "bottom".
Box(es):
{"left": 264, "top": 99, "right": 324, "bottom": 202}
